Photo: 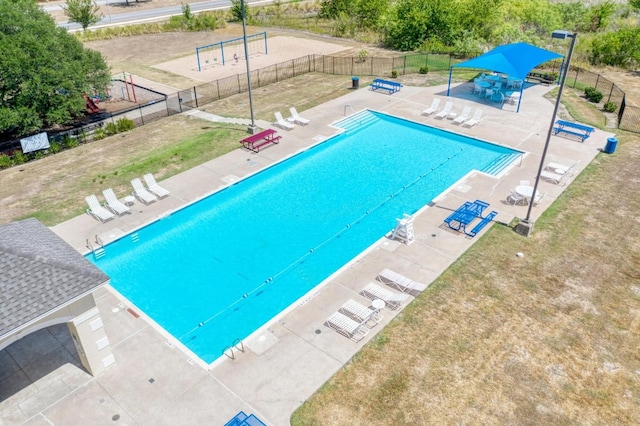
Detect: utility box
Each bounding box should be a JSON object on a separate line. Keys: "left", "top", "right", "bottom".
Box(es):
{"left": 604, "top": 137, "right": 618, "bottom": 154}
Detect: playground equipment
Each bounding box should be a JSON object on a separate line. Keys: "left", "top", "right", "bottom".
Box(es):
{"left": 196, "top": 31, "right": 267, "bottom": 71}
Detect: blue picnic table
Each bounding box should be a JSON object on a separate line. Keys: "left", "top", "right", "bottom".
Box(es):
{"left": 443, "top": 200, "right": 497, "bottom": 237}
{"left": 553, "top": 120, "right": 595, "bottom": 142}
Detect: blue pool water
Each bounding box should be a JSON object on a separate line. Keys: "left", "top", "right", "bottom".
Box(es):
{"left": 90, "top": 111, "right": 520, "bottom": 363}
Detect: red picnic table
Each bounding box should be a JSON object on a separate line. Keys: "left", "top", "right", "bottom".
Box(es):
{"left": 239, "top": 128, "right": 281, "bottom": 153}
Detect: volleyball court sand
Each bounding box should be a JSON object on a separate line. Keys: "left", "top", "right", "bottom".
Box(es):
{"left": 152, "top": 35, "right": 349, "bottom": 83}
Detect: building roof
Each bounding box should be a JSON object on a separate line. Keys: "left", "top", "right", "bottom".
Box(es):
{"left": 0, "top": 218, "right": 109, "bottom": 338}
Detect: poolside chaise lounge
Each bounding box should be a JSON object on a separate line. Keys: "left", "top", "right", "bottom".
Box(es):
{"left": 288, "top": 107, "right": 310, "bottom": 125}
{"left": 102, "top": 188, "right": 130, "bottom": 216}
{"left": 131, "top": 178, "right": 158, "bottom": 204}
{"left": 274, "top": 111, "right": 295, "bottom": 130}
{"left": 463, "top": 108, "right": 484, "bottom": 127}
{"left": 360, "top": 283, "right": 409, "bottom": 311}
{"left": 434, "top": 101, "right": 453, "bottom": 119}
{"left": 325, "top": 311, "right": 370, "bottom": 341}
{"left": 422, "top": 98, "right": 440, "bottom": 115}
{"left": 339, "top": 299, "right": 383, "bottom": 328}
{"left": 143, "top": 173, "right": 170, "bottom": 198}
{"left": 86, "top": 194, "right": 115, "bottom": 223}
{"left": 376, "top": 268, "right": 427, "bottom": 294}
{"left": 452, "top": 106, "right": 472, "bottom": 124}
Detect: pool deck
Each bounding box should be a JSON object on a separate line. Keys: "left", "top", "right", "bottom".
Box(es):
{"left": 1, "top": 81, "right": 613, "bottom": 425}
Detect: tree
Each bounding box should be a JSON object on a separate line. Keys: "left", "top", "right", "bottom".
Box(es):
{"left": 630, "top": 0, "right": 640, "bottom": 10}
{"left": 591, "top": 27, "right": 640, "bottom": 68}
{"left": 230, "top": 0, "right": 248, "bottom": 22}
{"left": 0, "top": 0, "right": 111, "bottom": 137}
{"left": 62, "top": 0, "right": 102, "bottom": 31}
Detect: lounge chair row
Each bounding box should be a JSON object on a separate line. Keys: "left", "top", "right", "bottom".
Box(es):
{"left": 85, "top": 173, "right": 170, "bottom": 222}
{"left": 273, "top": 107, "right": 310, "bottom": 130}
{"left": 325, "top": 269, "right": 428, "bottom": 341}
{"left": 422, "top": 99, "right": 483, "bottom": 127}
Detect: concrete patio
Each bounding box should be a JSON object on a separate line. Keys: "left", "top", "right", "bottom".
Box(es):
{"left": 0, "top": 80, "right": 614, "bottom": 426}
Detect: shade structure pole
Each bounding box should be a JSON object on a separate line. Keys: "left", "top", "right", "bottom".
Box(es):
{"left": 241, "top": 0, "right": 257, "bottom": 132}
{"left": 446, "top": 67, "right": 453, "bottom": 96}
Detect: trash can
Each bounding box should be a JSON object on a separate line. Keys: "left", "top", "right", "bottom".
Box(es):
{"left": 351, "top": 76, "right": 359, "bottom": 90}
{"left": 604, "top": 137, "right": 618, "bottom": 154}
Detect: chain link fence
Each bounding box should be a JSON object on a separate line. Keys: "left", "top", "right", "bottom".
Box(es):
{"left": 2, "top": 52, "right": 638, "bottom": 159}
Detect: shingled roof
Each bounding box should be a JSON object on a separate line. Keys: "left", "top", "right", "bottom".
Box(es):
{"left": 0, "top": 218, "right": 109, "bottom": 339}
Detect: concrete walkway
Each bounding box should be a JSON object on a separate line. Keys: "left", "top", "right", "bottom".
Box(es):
{"left": 0, "top": 81, "right": 614, "bottom": 426}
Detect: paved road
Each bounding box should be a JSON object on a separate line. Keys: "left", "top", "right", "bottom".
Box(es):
{"left": 54, "top": 0, "right": 270, "bottom": 31}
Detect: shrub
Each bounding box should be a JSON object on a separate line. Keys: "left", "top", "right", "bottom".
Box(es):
{"left": 33, "top": 150, "right": 47, "bottom": 160}
{"left": 64, "top": 135, "right": 79, "bottom": 149}
{"left": 419, "top": 66, "right": 429, "bottom": 74}
{"left": 93, "top": 127, "right": 107, "bottom": 140}
{"left": 0, "top": 154, "right": 12, "bottom": 169}
{"left": 116, "top": 117, "right": 135, "bottom": 133}
{"left": 603, "top": 101, "right": 617, "bottom": 113}
{"left": 584, "top": 87, "right": 603, "bottom": 103}
{"left": 356, "top": 49, "right": 369, "bottom": 63}
{"left": 391, "top": 70, "right": 398, "bottom": 78}
{"left": 49, "top": 141, "right": 63, "bottom": 154}
{"left": 105, "top": 122, "right": 117, "bottom": 136}
{"left": 12, "top": 151, "right": 28, "bottom": 165}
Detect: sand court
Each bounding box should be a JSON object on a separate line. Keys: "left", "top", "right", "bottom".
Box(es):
{"left": 152, "top": 35, "right": 350, "bottom": 83}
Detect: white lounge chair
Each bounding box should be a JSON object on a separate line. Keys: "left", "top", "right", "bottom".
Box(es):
{"left": 325, "top": 311, "right": 369, "bottom": 341}
{"left": 102, "top": 188, "right": 130, "bottom": 216}
{"left": 86, "top": 194, "right": 115, "bottom": 223}
{"left": 540, "top": 170, "right": 568, "bottom": 185}
{"left": 274, "top": 111, "right": 295, "bottom": 130}
{"left": 376, "top": 268, "right": 427, "bottom": 295}
{"left": 452, "top": 106, "right": 472, "bottom": 124}
{"left": 434, "top": 101, "right": 453, "bottom": 119}
{"left": 288, "top": 107, "right": 310, "bottom": 125}
{"left": 339, "top": 299, "right": 383, "bottom": 328}
{"left": 463, "top": 108, "right": 484, "bottom": 127}
{"left": 360, "top": 283, "right": 409, "bottom": 311}
{"left": 533, "top": 191, "right": 547, "bottom": 206}
{"left": 546, "top": 162, "right": 576, "bottom": 176}
{"left": 422, "top": 98, "right": 440, "bottom": 115}
{"left": 131, "top": 178, "right": 157, "bottom": 204}
{"left": 143, "top": 173, "right": 170, "bottom": 198}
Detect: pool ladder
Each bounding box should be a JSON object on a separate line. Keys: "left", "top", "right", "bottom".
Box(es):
{"left": 344, "top": 104, "right": 355, "bottom": 116}
{"left": 87, "top": 235, "right": 106, "bottom": 260}
{"left": 222, "top": 338, "right": 244, "bottom": 360}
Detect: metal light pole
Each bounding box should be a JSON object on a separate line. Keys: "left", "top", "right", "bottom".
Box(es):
{"left": 516, "top": 30, "right": 577, "bottom": 237}
{"left": 241, "top": 0, "right": 258, "bottom": 134}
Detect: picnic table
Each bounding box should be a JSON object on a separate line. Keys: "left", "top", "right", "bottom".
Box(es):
{"left": 443, "top": 199, "right": 497, "bottom": 237}
{"left": 370, "top": 78, "right": 403, "bottom": 94}
{"left": 552, "top": 120, "right": 595, "bottom": 142}
{"left": 239, "top": 128, "right": 281, "bottom": 153}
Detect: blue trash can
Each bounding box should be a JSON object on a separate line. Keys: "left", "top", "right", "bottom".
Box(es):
{"left": 604, "top": 137, "right": 618, "bottom": 154}
{"left": 352, "top": 76, "right": 359, "bottom": 89}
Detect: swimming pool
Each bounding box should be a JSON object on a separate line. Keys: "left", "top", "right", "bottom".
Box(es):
{"left": 90, "top": 111, "right": 520, "bottom": 364}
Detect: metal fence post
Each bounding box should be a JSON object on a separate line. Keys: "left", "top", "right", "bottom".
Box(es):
{"left": 594, "top": 74, "right": 600, "bottom": 90}
{"left": 194, "top": 86, "right": 199, "bottom": 108}
{"left": 573, "top": 67, "right": 579, "bottom": 88}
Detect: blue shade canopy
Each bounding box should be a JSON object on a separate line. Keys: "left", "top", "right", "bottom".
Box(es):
{"left": 452, "top": 42, "right": 563, "bottom": 80}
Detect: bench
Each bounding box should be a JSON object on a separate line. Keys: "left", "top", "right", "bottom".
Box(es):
{"left": 370, "top": 78, "right": 402, "bottom": 94}
{"left": 239, "top": 128, "right": 281, "bottom": 153}
{"left": 465, "top": 210, "right": 497, "bottom": 238}
{"left": 526, "top": 72, "right": 556, "bottom": 85}
{"left": 552, "top": 120, "right": 595, "bottom": 142}
{"left": 444, "top": 200, "right": 492, "bottom": 235}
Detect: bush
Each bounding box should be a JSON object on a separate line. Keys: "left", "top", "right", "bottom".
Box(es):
{"left": 116, "top": 117, "right": 135, "bottom": 133}
{"left": 12, "top": 151, "right": 28, "bottom": 165}
{"left": 93, "top": 127, "right": 107, "bottom": 140}
{"left": 49, "top": 141, "right": 63, "bottom": 154}
{"left": 0, "top": 154, "right": 12, "bottom": 169}
{"left": 584, "top": 87, "right": 603, "bottom": 103}
{"left": 419, "top": 66, "right": 429, "bottom": 74}
{"left": 33, "top": 150, "right": 47, "bottom": 160}
{"left": 63, "top": 135, "right": 79, "bottom": 149}
{"left": 391, "top": 70, "right": 398, "bottom": 78}
{"left": 603, "top": 101, "right": 617, "bottom": 113}
{"left": 105, "top": 122, "right": 117, "bottom": 136}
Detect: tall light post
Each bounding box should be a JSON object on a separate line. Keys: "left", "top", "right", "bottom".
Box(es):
{"left": 516, "top": 30, "right": 577, "bottom": 237}
{"left": 241, "top": 0, "right": 258, "bottom": 134}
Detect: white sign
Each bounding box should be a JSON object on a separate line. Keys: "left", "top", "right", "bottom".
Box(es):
{"left": 20, "top": 132, "right": 50, "bottom": 153}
